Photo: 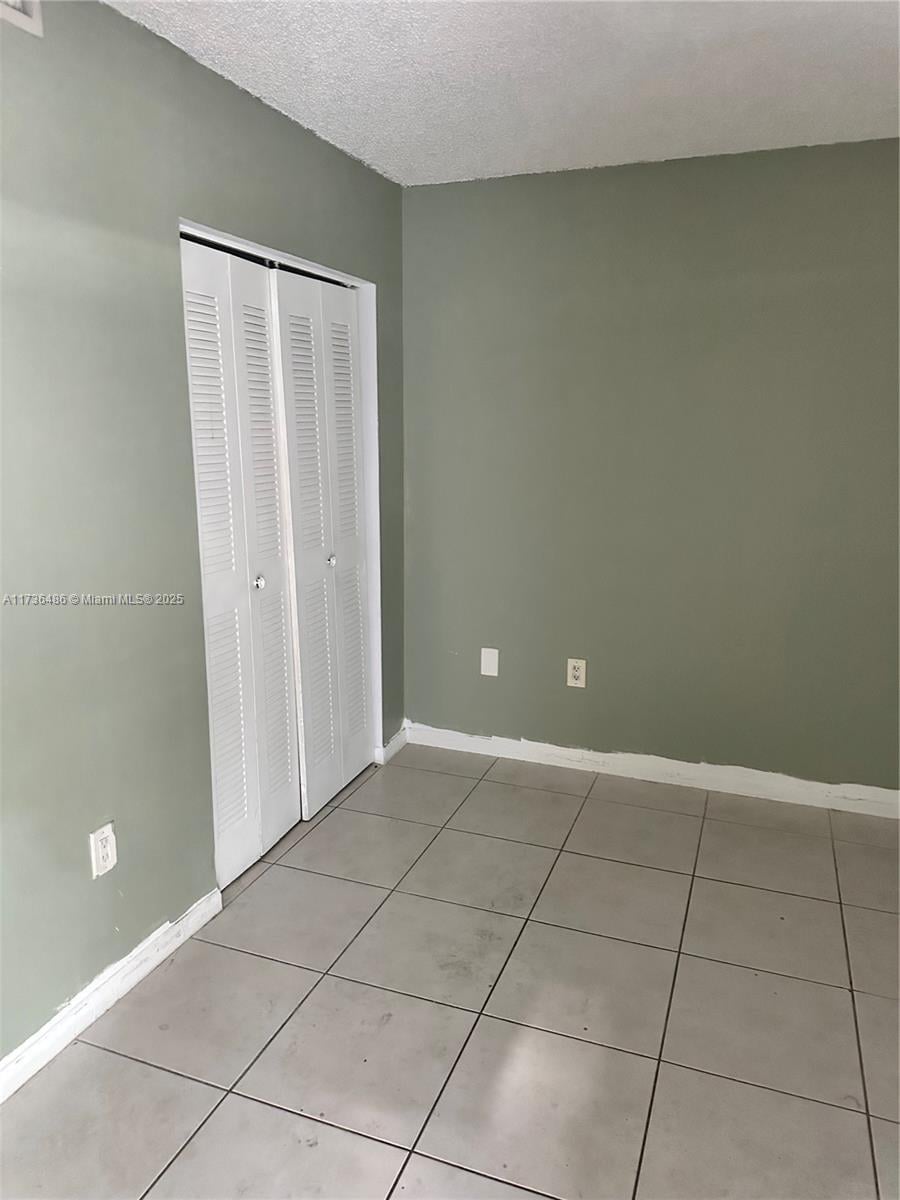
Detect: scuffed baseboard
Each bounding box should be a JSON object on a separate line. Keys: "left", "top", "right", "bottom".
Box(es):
{"left": 374, "top": 722, "right": 409, "bottom": 765}
{"left": 406, "top": 722, "right": 898, "bottom": 819}
{"left": 0, "top": 887, "right": 222, "bottom": 1104}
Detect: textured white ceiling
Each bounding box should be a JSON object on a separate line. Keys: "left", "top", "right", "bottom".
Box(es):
{"left": 107, "top": 1, "right": 898, "bottom": 186}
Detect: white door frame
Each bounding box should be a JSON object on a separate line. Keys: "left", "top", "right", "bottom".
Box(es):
{"left": 179, "top": 219, "right": 386, "bottom": 781}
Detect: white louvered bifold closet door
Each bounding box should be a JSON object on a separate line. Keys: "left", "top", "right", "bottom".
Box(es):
{"left": 276, "top": 272, "right": 344, "bottom": 815}
{"left": 182, "top": 242, "right": 302, "bottom": 886}
{"left": 276, "top": 271, "right": 371, "bottom": 817}
{"left": 181, "top": 241, "right": 262, "bottom": 885}
{"left": 321, "top": 282, "right": 372, "bottom": 787}
{"left": 229, "top": 256, "right": 301, "bottom": 851}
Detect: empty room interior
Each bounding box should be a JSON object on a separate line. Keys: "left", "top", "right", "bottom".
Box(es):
{"left": 1, "top": 1, "right": 899, "bottom": 1197}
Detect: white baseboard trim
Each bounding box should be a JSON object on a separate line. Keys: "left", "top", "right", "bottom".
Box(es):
{"left": 374, "top": 721, "right": 409, "bottom": 766}
{"left": 0, "top": 887, "right": 222, "bottom": 1104}
{"left": 406, "top": 722, "right": 898, "bottom": 819}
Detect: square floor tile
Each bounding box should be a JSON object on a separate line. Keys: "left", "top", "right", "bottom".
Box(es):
{"left": 199, "top": 864, "right": 387, "bottom": 969}
{"left": 398, "top": 829, "right": 556, "bottom": 916}
{"left": 447, "top": 780, "right": 582, "bottom": 848}
{"left": 706, "top": 791, "right": 831, "bottom": 837}
{"left": 698, "top": 819, "right": 838, "bottom": 899}
{"left": 856, "top": 992, "right": 899, "bottom": 1120}
{"left": 590, "top": 773, "right": 706, "bottom": 816}
{"left": 683, "top": 877, "right": 848, "bottom": 985}
{"left": 836, "top": 841, "right": 899, "bottom": 913}
{"left": 636, "top": 1064, "right": 876, "bottom": 1200}
{"left": 532, "top": 852, "right": 690, "bottom": 949}
{"left": 280, "top": 809, "right": 437, "bottom": 888}
{"left": 419, "top": 1017, "right": 654, "bottom": 1198}
{"left": 486, "top": 920, "right": 675, "bottom": 1055}
{"left": 392, "top": 744, "right": 496, "bottom": 778}
{"left": 343, "top": 766, "right": 475, "bottom": 825}
{"left": 566, "top": 797, "right": 701, "bottom": 873}
{"left": 332, "top": 892, "right": 522, "bottom": 1009}
{"left": 394, "top": 1155, "right": 538, "bottom": 1198}
{"left": 485, "top": 758, "right": 595, "bottom": 796}
{"left": 147, "top": 1094, "right": 404, "bottom": 1199}
{"left": 1, "top": 1041, "right": 219, "bottom": 1200}
{"left": 221, "top": 860, "right": 270, "bottom": 907}
{"left": 239, "top": 976, "right": 475, "bottom": 1146}
{"left": 844, "top": 906, "right": 899, "bottom": 998}
{"left": 83, "top": 940, "right": 317, "bottom": 1087}
{"left": 663, "top": 955, "right": 863, "bottom": 1109}
{"left": 872, "top": 1118, "right": 899, "bottom": 1200}
{"left": 830, "top": 810, "right": 899, "bottom": 850}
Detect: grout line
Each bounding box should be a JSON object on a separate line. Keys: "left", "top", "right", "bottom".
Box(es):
{"left": 629, "top": 789, "right": 709, "bottom": 1200}
{"left": 447, "top": 757, "right": 599, "bottom": 799}
{"left": 229, "top": 1088, "right": 412, "bottom": 1152}
{"left": 272, "top": 831, "right": 444, "bottom": 887}
{"left": 190, "top": 935, "right": 332, "bottom": 973}
{"left": 480, "top": 1012, "right": 657, "bottom": 1061}
{"left": 411, "top": 1150, "right": 559, "bottom": 1199}
{"left": 389, "top": 759, "right": 497, "bottom": 783}
{"left": 316, "top": 973, "right": 478, "bottom": 1016}
{"left": 76, "top": 1038, "right": 230, "bottom": 1091}
{"left": 701, "top": 816, "right": 833, "bottom": 840}
{"left": 138, "top": 1090, "right": 230, "bottom": 1199}
{"left": 655, "top": 1059, "right": 874, "bottom": 1117}
{"left": 384, "top": 785, "right": 594, "bottom": 1199}
{"left": 391, "top": 884, "right": 553, "bottom": 922}
{"left": 830, "top": 832, "right": 881, "bottom": 1199}
{"left": 325, "top": 801, "right": 446, "bottom": 829}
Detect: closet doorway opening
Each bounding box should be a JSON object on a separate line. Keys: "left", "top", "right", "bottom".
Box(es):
{"left": 179, "top": 221, "right": 384, "bottom": 888}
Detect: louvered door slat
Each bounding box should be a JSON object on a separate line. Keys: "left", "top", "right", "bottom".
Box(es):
{"left": 288, "top": 315, "right": 327, "bottom": 552}
{"left": 185, "top": 290, "right": 236, "bottom": 576}
{"left": 337, "top": 565, "right": 367, "bottom": 738}
{"left": 206, "top": 609, "right": 249, "bottom": 832}
{"left": 329, "top": 322, "right": 360, "bottom": 540}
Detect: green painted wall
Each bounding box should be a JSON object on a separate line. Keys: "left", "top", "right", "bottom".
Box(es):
{"left": 1, "top": 1, "right": 403, "bottom": 1055}
{"left": 403, "top": 141, "right": 898, "bottom": 789}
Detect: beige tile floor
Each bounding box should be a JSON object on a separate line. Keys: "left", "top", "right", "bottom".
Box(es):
{"left": 3, "top": 749, "right": 898, "bottom": 1199}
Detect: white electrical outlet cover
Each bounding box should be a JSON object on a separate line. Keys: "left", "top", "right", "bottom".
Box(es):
{"left": 89, "top": 822, "right": 117, "bottom": 878}
{"left": 481, "top": 647, "right": 499, "bottom": 676}
{"left": 567, "top": 658, "right": 587, "bottom": 688}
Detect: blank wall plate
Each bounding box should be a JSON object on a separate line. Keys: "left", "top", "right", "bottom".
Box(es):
{"left": 567, "top": 658, "right": 587, "bottom": 688}
{"left": 89, "top": 822, "right": 117, "bottom": 878}
{"left": 481, "top": 647, "right": 499, "bottom": 676}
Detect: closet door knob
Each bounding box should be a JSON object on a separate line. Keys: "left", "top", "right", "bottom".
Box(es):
{"left": 254, "top": 575, "right": 266, "bottom": 590}
{"left": 326, "top": 555, "right": 337, "bottom": 568}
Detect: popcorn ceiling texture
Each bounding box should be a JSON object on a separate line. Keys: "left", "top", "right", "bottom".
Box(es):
{"left": 106, "top": 1, "right": 897, "bottom": 186}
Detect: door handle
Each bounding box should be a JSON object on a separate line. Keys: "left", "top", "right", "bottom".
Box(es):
{"left": 326, "top": 555, "right": 337, "bottom": 568}
{"left": 254, "top": 575, "right": 266, "bottom": 590}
